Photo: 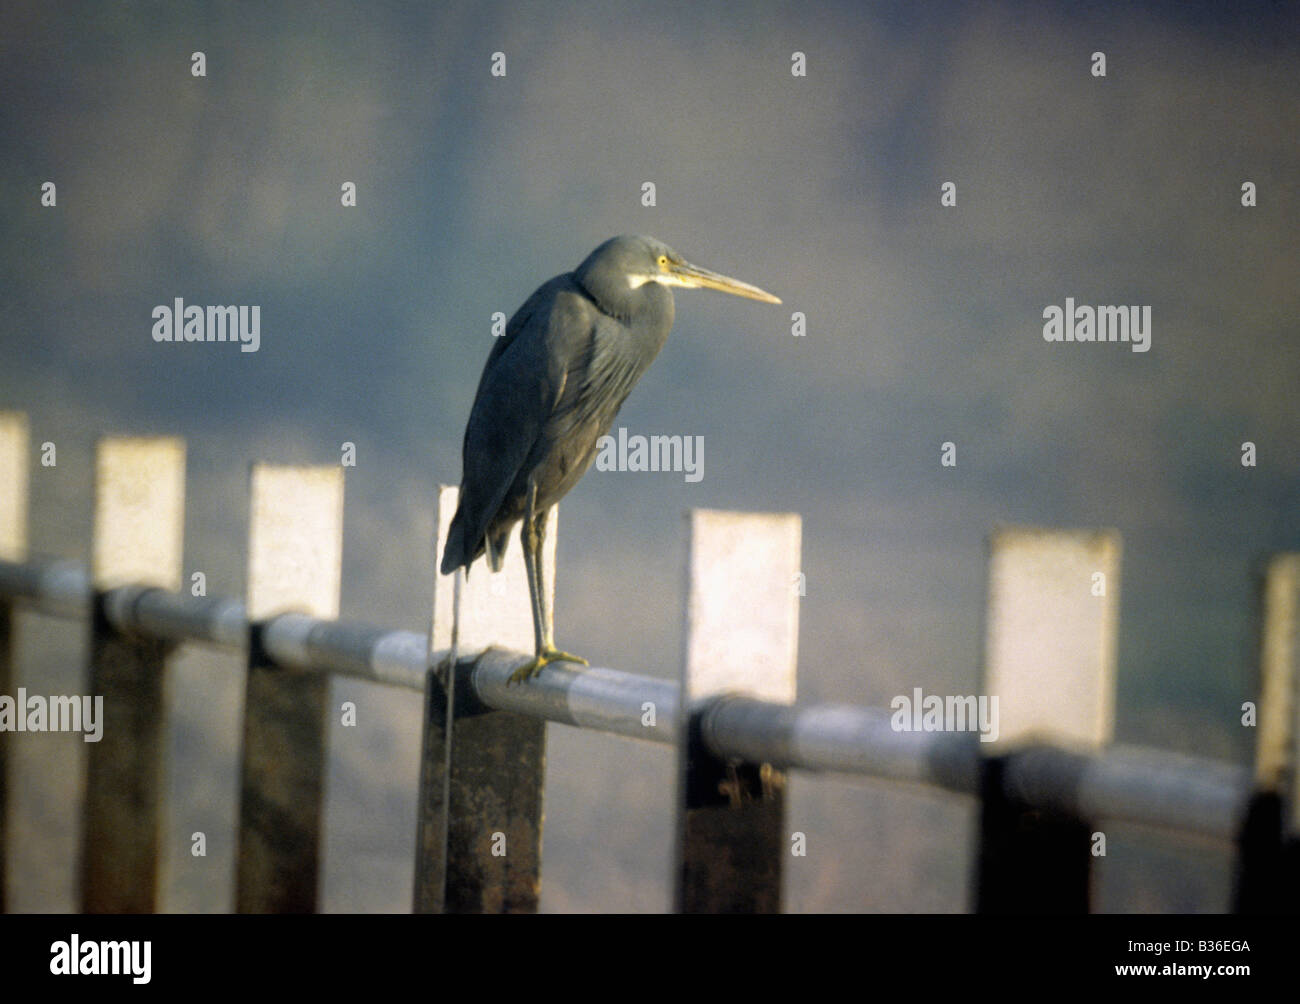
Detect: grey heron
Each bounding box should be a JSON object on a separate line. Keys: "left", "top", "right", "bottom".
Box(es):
{"left": 440, "top": 234, "right": 781, "bottom": 683}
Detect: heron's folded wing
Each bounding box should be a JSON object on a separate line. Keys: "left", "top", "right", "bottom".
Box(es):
{"left": 454, "top": 281, "right": 591, "bottom": 549}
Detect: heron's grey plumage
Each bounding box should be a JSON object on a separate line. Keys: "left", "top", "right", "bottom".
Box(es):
{"left": 441, "top": 236, "right": 677, "bottom": 573}
{"left": 439, "top": 234, "right": 779, "bottom": 681}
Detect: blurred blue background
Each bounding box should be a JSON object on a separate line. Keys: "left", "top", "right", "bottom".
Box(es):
{"left": 1, "top": 0, "right": 1296, "bottom": 911}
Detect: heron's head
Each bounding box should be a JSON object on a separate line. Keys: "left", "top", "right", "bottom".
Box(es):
{"left": 576, "top": 235, "right": 781, "bottom": 308}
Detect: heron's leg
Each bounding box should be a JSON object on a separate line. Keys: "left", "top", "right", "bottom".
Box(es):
{"left": 522, "top": 481, "right": 548, "bottom": 655}
{"left": 508, "top": 480, "right": 587, "bottom": 685}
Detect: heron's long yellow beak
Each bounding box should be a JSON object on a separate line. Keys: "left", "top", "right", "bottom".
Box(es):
{"left": 669, "top": 260, "right": 782, "bottom": 304}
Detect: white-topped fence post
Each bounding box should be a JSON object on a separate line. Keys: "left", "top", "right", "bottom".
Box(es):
{"left": 1237, "top": 554, "right": 1300, "bottom": 912}
{"left": 81, "top": 435, "right": 185, "bottom": 913}
{"left": 234, "top": 464, "right": 344, "bottom": 913}
{"left": 0, "top": 412, "right": 29, "bottom": 912}
{"left": 674, "top": 509, "right": 801, "bottom": 913}
{"left": 974, "top": 526, "right": 1121, "bottom": 913}
{"left": 412, "top": 485, "right": 551, "bottom": 913}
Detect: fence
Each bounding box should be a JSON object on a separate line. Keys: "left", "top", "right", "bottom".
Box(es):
{"left": 0, "top": 410, "right": 1296, "bottom": 912}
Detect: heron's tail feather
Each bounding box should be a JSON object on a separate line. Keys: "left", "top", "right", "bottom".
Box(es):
{"left": 441, "top": 509, "right": 508, "bottom": 576}
{"left": 486, "top": 525, "right": 509, "bottom": 573}
{"left": 440, "top": 511, "right": 468, "bottom": 576}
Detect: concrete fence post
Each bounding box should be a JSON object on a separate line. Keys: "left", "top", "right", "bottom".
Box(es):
{"left": 975, "top": 527, "right": 1120, "bottom": 913}
{"left": 413, "top": 485, "right": 551, "bottom": 913}
{"left": 81, "top": 436, "right": 185, "bottom": 913}
{"left": 0, "top": 412, "right": 29, "bottom": 912}
{"left": 674, "top": 509, "right": 801, "bottom": 913}
{"left": 1237, "top": 554, "right": 1300, "bottom": 912}
{"left": 234, "top": 464, "right": 344, "bottom": 913}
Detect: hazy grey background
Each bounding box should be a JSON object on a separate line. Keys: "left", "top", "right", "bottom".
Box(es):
{"left": 1, "top": 1, "right": 1296, "bottom": 912}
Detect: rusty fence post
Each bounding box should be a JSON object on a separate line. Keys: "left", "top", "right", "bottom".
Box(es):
{"left": 1237, "top": 554, "right": 1300, "bottom": 912}
{"left": 413, "top": 485, "right": 549, "bottom": 913}
{"left": 234, "top": 465, "right": 344, "bottom": 913}
{"left": 974, "top": 527, "right": 1121, "bottom": 913}
{"left": 0, "top": 412, "right": 29, "bottom": 912}
{"left": 80, "top": 436, "right": 186, "bottom": 913}
{"left": 674, "top": 509, "right": 802, "bottom": 913}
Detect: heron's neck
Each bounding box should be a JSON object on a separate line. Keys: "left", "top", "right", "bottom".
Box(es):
{"left": 577, "top": 271, "right": 672, "bottom": 327}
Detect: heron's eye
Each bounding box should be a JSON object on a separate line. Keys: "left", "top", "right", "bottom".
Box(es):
{"left": 657, "top": 255, "right": 668, "bottom": 268}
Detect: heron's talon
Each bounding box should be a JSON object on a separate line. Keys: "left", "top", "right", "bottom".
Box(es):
{"left": 507, "top": 647, "right": 588, "bottom": 685}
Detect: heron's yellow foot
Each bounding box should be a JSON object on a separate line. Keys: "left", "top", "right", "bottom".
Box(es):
{"left": 507, "top": 647, "right": 588, "bottom": 685}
